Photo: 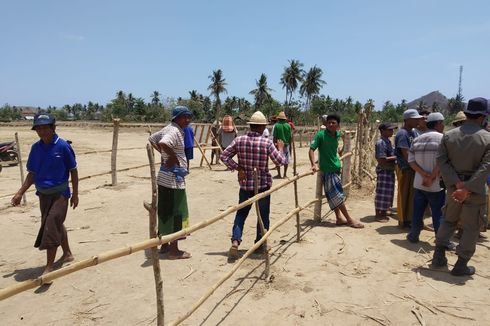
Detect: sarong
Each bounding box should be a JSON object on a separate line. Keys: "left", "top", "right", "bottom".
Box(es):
{"left": 157, "top": 185, "right": 189, "bottom": 236}
{"left": 35, "top": 194, "right": 69, "bottom": 250}
{"left": 323, "top": 172, "right": 346, "bottom": 210}
{"left": 375, "top": 169, "right": 395, "bottom": 211}
{"left": 395, "top": 166, "right": 415, "bottom": 225}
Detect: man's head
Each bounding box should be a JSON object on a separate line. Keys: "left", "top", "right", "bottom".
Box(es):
{"left": 464, "top": 97, "right": 488, "bottom": 125}
{"left": 452, "top": 111, "right": 466, "bottom": 127}
{"left": 248, "top": 111, "right": 268, "bottom": 133}
{"left": 277, "top": 111, "right": 287, "bottom": 121}
{"left": 426, "top": 112, "right": 445, "bottom": 133}
{"left": 32, "top": 113, "right": 56, "bottom": 143}
{"left": 402, "top": 109, "right": 423, "bottom": 129}
{"left": 417, "top": 109, "right": 430, "bottom": 131}
{"left": 171, "top": 106, "right": 192, "bottom": 129}
{"left": 378, "top": 123, "right": 397, "bottom": 138}
{"left": 323, "top": 114, "right": 340, "bottom": 133}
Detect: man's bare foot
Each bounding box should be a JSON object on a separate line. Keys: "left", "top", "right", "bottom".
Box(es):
{"left": 347, "top": 219, "right": 364, "bottom": 229}
{"left": 41, "top": 266, "right": 54, "bottom": 284}
{"left": 167, "top": 250, "right": 191, "bottom": 260}
{"left": 61, "top": 253, "right": 74, "bottom": 263}
{"left": 335, "top": 218, "right": 348, "bottom": 226}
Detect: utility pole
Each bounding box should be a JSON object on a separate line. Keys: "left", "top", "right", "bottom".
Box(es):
{"left": 457, "top": 65, "right": 463, "bottom": 100}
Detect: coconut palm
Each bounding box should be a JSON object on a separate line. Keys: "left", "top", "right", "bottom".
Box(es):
{"left": 151, "top": 91, "right": 161, "bottom": 106}
{"left": 188, "top": 90, "right": 199, "bottom": 102}
{"left": 208, "top": 69, "right": 228, "bottom": 124}
{"left": 280, "top": 59, "right": 304, "bottom": 106}
{"left": 249, "top": 73, "right": 273, "bottom": 110}
{"left": 299, "top": 66, "right": 326, "bottom": 110}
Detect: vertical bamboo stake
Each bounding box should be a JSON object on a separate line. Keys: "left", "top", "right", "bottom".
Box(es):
{"left": 357, "top": 114, "right": 364, "bottom": 181}
{"left": 341, "top": 132, "right": 353, "bottom": 197}
{"left": 292, "top": 136, "right": 300, "bottom": 242}
{"left": 253, "top": 169, "right": 269, "bottom": 279}
{"left": 111, "top": 119, "right": 120, "bottom": 186}
{"left": 14, "top": 132, "right": 26, "bottom": 205}
{"left": 299, "top": 130, "right": 303, "bottom": 148}
{"left": 313, "top": 171, "right": 323, "bottom": 222}
{"left": 145, "top": 143, "right": 164, "bottom": 326}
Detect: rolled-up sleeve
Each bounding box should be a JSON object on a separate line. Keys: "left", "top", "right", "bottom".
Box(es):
{"left": 220, "top": 139, "right": 239, "bottom": 170}
{"left": 268, "top": 141, "right": 286, "bottom": 166}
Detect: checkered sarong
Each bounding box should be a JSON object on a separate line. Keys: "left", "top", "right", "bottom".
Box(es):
{"left": 375, "top": 169, "right": 395, "bottom": 211}
{"left": 323, "top": 172, "right": 346, "bottom": 210}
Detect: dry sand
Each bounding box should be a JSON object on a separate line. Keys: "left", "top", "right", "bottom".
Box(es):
{"left": 1, "top": 124, "right": 489, "bottom": 325}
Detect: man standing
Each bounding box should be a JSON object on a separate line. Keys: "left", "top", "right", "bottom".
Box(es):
{"left": 309, "top": 114, "right": 364, "bottom": 228}
{"left": 11, "top": 114, "right": 78, "bottom": 276}
{"left": 395, "top": 109, "right": 423, "bottom": 227}
{"left": 273, "top": 111, "right": 292, "bottom": 178}
{"left": 149, "top": 106, "right": 192, "bottom": 259}
{"left": 220, "top": 111, "right": 287, "bottom": 259}
{"left": 406, "top": 112, "right": 445, "bottom": 243}
{"left": 432, "top": 98, "right": 490, "bottom": 276}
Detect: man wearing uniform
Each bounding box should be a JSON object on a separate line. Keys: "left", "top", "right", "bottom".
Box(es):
{"left": 432, "top": 98, "right": 490, "bottom": 276}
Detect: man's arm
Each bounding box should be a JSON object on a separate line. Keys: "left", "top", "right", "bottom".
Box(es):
{"left": 220, "top": 140, "right": 239, "bottom": 171}
{"left": 70, "top": 168, "right": 79, "bottom": 209}
{"left": 159, "top": 143, "right": 178, "bottom": 167}
{"left": 436, "top": 136, "right": 460, "bottom": 188}
{"left": 11, "top": 172, "right": 34, "bottom": 206}
{"left": 308, "top": 149, "right": 318, "bottom": 172}
{"left": 268, "top": 139, "right": 286, "bottom": 166}
{"left": 464, "top": 144, "right": 490, "bottom": 194}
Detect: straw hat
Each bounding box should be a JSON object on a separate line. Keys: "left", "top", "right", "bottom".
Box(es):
{"left": 277, "top": 111, "right": 287, "bottom": 120}
{"left": 247, "top": 111, "right": 268, "bottom": 125}
{"left": 452, "top": 111, "right": 466, "bottom": 126}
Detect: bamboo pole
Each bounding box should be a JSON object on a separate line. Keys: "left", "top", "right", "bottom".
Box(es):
{"left": 341, "top": 132, "right": 353, "bottom": 197}
{"left": 0, "top": 170, "right": 315, "bottom": 301}
{"left": 111, "top": 118, "right": 120, "bottom": 186}
{"left": 14, "top": 132, "right": 26, "bottom": 205}
{"left": 145, "top": 144, "right": 164, "bottom": 326}
{"left": 292, "top": 135, "right": 300, "bottom": 242}
{"left": 313, "top": 171, "right": 324, "bottom": 222}
{"left": 168, "top": 198, "right": 319, "bottom": 326}
{"left": 194, "top": 135, "right": 212, "bottom": 170}
{"left": 253, "top": 169, "right": 269, "bottom": 278}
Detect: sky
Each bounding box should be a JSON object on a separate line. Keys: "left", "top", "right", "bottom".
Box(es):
{"left": 1, "top": 0, "right": 489, "bottom": 110}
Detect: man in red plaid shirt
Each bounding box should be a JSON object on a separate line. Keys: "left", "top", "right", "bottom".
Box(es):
{"left": 221, "top": 111, "right": 287, "bottom": 259}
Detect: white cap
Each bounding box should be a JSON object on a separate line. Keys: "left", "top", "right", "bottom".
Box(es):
{"left": 427, "top": 112, "right": 444, "bottom": 123}
{"left": 403, "top": 109, "right": 423, "bottom": 120}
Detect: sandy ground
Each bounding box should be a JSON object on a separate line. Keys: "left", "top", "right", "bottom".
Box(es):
{"left": 1, "top": 124, "right": 490, "bottom": 326}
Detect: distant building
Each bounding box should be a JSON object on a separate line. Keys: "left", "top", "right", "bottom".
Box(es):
{"left": 15, "top": 106, "right": 38, "bottom": 120}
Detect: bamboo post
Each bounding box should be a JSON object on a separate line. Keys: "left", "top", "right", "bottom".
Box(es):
{"left": 0, "top": 170, "right": 315, "bottom": 301}
{"left": 253, "top": 169, "right": 269, "bottom": 279}
{"left": 111, "top": 119, "right": 120, "bottom": 186}
{"left": 144, "top": 144, "right": 164, "bottom": 326}
{"left": 292, "top": 136, "right": 300, "bottom": 242}
{"left": 299, "top": 130, "right": 303, "bottom": 148}
{"left": 341, "top": 132, "right": 353, "bottom": 197}
{"left": 14, "top": 132, "right": 26, "bottom": 205}
{"left": 169, "top": 198, "right": 318, "bottom": 326}
{"left": 194, "top": 135, "right": 212, "bottom": 170}
{"left": 313, "top": 170, "right": 324, "bottom": 222}
{"left": 357, "top": 114, "right": 364, "bottom": 181}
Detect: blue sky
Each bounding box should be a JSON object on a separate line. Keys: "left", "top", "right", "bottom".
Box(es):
{"left": 1, "top": 0, "right": 489, "bottom": 109}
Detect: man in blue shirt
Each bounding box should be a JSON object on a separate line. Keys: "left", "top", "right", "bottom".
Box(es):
{"left": 12, "top": 114, "right": 79, "bottom": 278}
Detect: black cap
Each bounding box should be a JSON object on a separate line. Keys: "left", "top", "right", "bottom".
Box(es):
{"left": 32, "top": 113, "right": 56, "bottom": 130}
{"left": 378, "top": 123, "right": 398, "bottom": 131}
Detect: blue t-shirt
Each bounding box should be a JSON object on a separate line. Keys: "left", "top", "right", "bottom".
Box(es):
{"left": 26, "top": 134, "right": 77, "bottom": 198}
{"left": 394, "top": 128, "right": 415, "bottom": 170}
{"left": 183, "top": 126, "right": 194, "bottom": 149}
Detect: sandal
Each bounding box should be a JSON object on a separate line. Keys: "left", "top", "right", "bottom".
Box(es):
{"left": 167, "top": 251, "right": 191, "bottom": 260}
{"left": 348, "top": 222, "right": 365, "bottom": 229}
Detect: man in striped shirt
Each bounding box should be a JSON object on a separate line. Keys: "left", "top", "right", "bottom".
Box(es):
{"left": 221, "top": 111, "right": 287, "bottom": 259}
{"left": 149, "top": 106, "right": 192, "bottom": 260}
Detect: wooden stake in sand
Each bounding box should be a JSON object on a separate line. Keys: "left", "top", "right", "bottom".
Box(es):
{"left": 313, "top": 170, "right": 324, "bottom": 222}
{"left": 14, "top": 132, "right": 26, "bottom": 205}
{"left": 144, "top": 144, "right": 164, "bottom": 326}
{"left": 253, "top": 169, "right": 269, "bottom": 279}
{"left": 111, "top": 118, "right": 120, "bottom": 186}
{"left": 292, "top": 135, "right": 300, "bottom": 242}
{"left": 341, "top": 132, "right": 353, "bottom": 197}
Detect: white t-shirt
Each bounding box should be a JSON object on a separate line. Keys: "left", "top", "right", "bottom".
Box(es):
{"left": 408, "top": 130, "right": 443, "bottom": 192}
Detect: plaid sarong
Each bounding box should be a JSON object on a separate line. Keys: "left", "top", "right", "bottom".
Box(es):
{"left": 375, "top": 169, "right": 395, "bottom": 211}
{"left": 323, "top": 172, "right": 346, "bottom": 210}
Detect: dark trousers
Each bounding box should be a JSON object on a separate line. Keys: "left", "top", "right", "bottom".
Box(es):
{"left": 231, "top": 187, "right": 270, "bottom": 243}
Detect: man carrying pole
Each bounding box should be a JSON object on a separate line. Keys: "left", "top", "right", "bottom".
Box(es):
{"left": 220, "top": 111, "right": 287, "bottom": 259}
{"left": 11, "top": 113, "right": 78, "bottom": 277}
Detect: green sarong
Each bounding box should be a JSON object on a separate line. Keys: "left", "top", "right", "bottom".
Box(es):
{"left": 157, "top": 185, "right": 189, "bottom": 236}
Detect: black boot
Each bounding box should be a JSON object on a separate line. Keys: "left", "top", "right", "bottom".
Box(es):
{"left": 432, "top": 246, "right": 447, "bottom": 267}
{"left": 451, "top": 257, "right": 476, "bottom": 276}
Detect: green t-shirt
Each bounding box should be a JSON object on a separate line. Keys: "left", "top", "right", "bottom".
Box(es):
{"left": 273, "top": 120, "right": 292, "bottom": 144}
{"left": 310, "top": 130, "right": 342, "bottom": 173}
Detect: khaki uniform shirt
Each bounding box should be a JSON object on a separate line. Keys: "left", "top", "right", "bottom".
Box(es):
{"left": 437, "top": 122, "right": 490, "bottom": 198}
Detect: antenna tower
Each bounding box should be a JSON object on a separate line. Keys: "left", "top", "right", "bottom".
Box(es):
{"left": 457, "top": 65, "right": 463, "bottom": 99}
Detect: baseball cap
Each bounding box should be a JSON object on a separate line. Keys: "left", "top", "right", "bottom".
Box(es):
{"left": 171, "top": 106, "right": 192, "bottom": 121}
{"left": 32, "top": 113, "right": 55, "bottom": 130}
{"left": 378, "top": 123, "right": 398, "bottom": 131}
{"left": 464, "top": 97, "right": 488, "bottom": 116}
{"left": 427, "top": 112, "right": 445, "bottom": 123}
{"left": 403, "top": 109, "right": 423, "bottom": 120}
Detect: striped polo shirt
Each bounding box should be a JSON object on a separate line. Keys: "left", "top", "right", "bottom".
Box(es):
{"left": 149, "top": 123, "right": 187, "bottom": 189}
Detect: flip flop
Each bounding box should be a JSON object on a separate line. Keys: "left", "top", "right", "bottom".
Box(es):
{"left": 167, "top": 251, "right": 191, "bottom": 260}
{"left": 348, "top": 222, "right": 365, "bottom": 229}
{"left": 374, "top": 216, "right": 389, "bottom": 223}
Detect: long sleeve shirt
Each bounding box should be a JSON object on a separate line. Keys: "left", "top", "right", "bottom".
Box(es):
{"left": 220, "top": 131, "right": 286, "bottom": 190}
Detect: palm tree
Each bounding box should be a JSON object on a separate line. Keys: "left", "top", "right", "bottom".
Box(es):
{"left": 208, "top": 69, "right": 227, "bottom": 124}
{"left": 249, "top": 73, "right": 273, "bottom": 110}
{"left": 300, "top": 66, "right": 326, "bottom": 110}
{"left": 188, "top": 90, "right": 199, "bottom": 102}
{"left": 151, "top": 91, "right": 161, "bottom": 106}
{"left": 280, "top": 59, "right": 304, "bottom": 106}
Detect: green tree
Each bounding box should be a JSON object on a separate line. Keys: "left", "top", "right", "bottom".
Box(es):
{"left": 280, "top": 59, "right": 304, "bottom": 105}
{"left": 249, "top": 73, "right": 273, "bottom": 110}
{"left": 299, "top": 66, "right": 326, "bottom": 110}
{"left": 151, "top": 91, "right": 161, "bottom": 106}
{"left": 208, "top": 69, "right": 227, "bottom": 123}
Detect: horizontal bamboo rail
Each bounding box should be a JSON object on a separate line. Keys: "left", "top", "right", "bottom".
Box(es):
{"left": 169, "top": 198, "right": 319, "bottom": 326}
{"left": 0, "top": 170, "right": 315, "bottom": 301}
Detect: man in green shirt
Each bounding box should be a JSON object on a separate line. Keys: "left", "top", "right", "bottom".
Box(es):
{"left": 309, "top": 114, "right": 364, "bottom": 228}
{"left": 273, "top": 111, "right": 292, "bottom": 178}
